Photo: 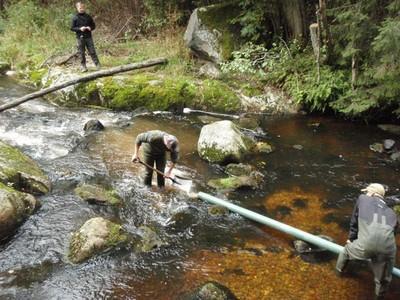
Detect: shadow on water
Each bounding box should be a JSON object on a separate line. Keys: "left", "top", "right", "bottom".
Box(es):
{"left": 0, "top": 77, "right": 399, "bottom": 299}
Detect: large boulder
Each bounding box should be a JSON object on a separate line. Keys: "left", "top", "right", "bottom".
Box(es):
{"left": 198, "top": 120, "right": 255, "bottom": 164}
{"left": 0, "top": 141, "right": 50, "bottom": 195}
{"left": 0, "top": 182, "right": 39, "bottom": 241}
{"left": 74, "top": 183, "right": 122, "bottom": 206}
{"left": 83, "top": 119, "right": 105, "bottom": 132}
{"left": 184, "top": 3, "right": 240, "bottom": 63}
{"left": 69, "top": 217, "right": 128, "bottom": 263}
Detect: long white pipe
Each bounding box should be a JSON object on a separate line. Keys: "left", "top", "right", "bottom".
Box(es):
{"left": 197, "top": 192, "right": 400, "bottom": 278}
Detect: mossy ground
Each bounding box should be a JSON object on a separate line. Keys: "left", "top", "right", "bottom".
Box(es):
{"left": 74, "top": 72, "right": 241, "bottom": 113}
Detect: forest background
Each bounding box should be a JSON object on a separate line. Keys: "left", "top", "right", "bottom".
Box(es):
{"left": 0, "top": 0, "right": 399, "bottom": 121}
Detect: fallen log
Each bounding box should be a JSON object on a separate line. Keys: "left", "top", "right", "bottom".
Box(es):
{"left": 0, "top": 57, "right": 168, "bottom": 112}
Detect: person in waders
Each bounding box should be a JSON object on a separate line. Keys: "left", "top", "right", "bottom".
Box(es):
{"left": 71, "top": 1, "right": 100, "bottom": 72}
{"left": 336, "top": 183, "right": 399, "bottom": 300}
{"left": 131, "top": 130, "right": 179, "bottom": 189}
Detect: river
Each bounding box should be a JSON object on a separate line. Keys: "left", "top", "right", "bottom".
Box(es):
{"left": 0, "top": 76, "right": 399, "bottom": 299}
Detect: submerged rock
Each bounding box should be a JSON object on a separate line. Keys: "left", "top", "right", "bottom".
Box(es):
{"left": 208, "top": 205, "right": 229, "bottom": 217}
{"left": 378, "top": 124, "right": 400, "bottom": 135}
{"left": 198, "top": 121, "right": 255, "bottom": 164}
{"left": 254, "top": 142, "right": 273, "bottom": 154}
{"left": 0, "top": 141, "right": 50, "bottom": 195}
{"left": 166, "top": 206, "right": 198, "bottom": 232}
{"left": 236, "top": 117, "right": 260, "bottom": 130}
{"left": 0, "top": 182, "right": 40, "bottom": 241}
{"left": 225, "top": 163, "right": 255, "bottom": 177}
{"left": 369, "top": 143, "right": 384, "bottom": 153}
{"left": 74, "top": 183, "right": 122, "bottom": 206}
{"left": 390, "top": 152, "right": 400, "bottom": 161}
{"left": 190, "top": 281, "right": 237, "bottom": 300}
{"left": 83, "top": 119, "right": 105, "bottom": 132}
{"left": 134, "top": 225, "right": 165, "bottom": 252}
{"left": 293, "top": 235, "right": 335, "bottom": 263}
{"left": 383, "top": 139, "right": 395, "bottom": 151}
{"left": 293, "top": 144, "right": 304, "bottom": 151}
{"left": 69, "top": 217, "right": 128, "bottom": 263}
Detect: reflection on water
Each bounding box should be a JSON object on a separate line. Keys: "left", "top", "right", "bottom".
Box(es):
{"left": 0, "top": 76, "right": 399, "bottom": 299}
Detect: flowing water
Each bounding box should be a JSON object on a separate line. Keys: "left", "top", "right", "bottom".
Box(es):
{"left": 0, "top": 76, "right": 399, "bottom": 300}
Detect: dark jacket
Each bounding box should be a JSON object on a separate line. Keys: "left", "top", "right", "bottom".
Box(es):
{"left": 71, "top": 12, "right": 96, "bottom": 39}
{"left": 135, "top": 130, "right": 179, "bottom": 163}
{"left": 348, "top": 194, "right": 398, "bottom": 254}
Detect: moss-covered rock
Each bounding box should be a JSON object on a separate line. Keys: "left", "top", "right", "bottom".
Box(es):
{"left": 74, "top": 184, "right": 122, "bottom": 206}
{"left": 198, "top": 120, "right": 255, "bottom": 164}
{"left": 207, "top": 173, "right": 262, "bottom": 191}
{"left": 69, "top": 217, "right": 128, "bottom": 263}
{"left": 0, "top": 182, "right": 39, "bottom": 241}
{"left": 208, "top": 205, "right": 229, "bottom": 217}
{"left": 0, "top": 141, "right": 50, "bottom": 195}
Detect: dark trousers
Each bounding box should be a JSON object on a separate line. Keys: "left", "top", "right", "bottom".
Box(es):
{"left": 143, "top": 153, "right": 166, "bottom": 188}
{"left": 77, "top": 36, "right": 99, "bottom": 67}
{"left": 336, "top": 241, "right": 395, "bottom": 298}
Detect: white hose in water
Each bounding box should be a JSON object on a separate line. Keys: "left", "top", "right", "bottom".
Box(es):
{"left": 197, "top": 192, "right": 400, "bottom": 278}
{"left": 183, "top": 108, "right": 239, "bottom": 119}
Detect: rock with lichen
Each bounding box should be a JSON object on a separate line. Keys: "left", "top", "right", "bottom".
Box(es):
{"left": 74, "top": 183, "right": 122, "bottom": 206}
{"left": 0, "top": 141, "right": 50, "bottom": 195}
{"left": 0, "top": 182, "right": 40, "bottom": 241}
{"left": 69, "top": 217, "right": 128, "bottom": 263}
{"left": 184, "top": 3, "right": 241, "bottom": 63}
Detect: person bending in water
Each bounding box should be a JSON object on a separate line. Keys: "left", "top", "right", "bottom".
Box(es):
{"left": 336, "top": 183, "right": 399, "bottom": 300}
{"left": 131, "top": 130, "right": 179, "bottom": 188}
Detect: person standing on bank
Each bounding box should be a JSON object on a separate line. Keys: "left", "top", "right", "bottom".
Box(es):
{"left": 131, "top": 130, "right": 179, "bottom": 188}
{"left": 336, "top": 183, "right": 399, "bottom": 300}
{"left": 71, "top": 1, "right": 101, "bottom": 72}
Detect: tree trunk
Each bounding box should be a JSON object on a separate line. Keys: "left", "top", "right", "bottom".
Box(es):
{"left": 0, "top": 58, "right": 168, "bottom": 113}
{"left": 310, "top": 23, "right": 320, "bottom": 83}
{"left": 281, "top": 0, "right": 307, "bottom": 42}
{"left": 318, "top": 0, "right": 333, "bottom": 64}
{"left": 351, "top": 54, "right": 357, "bottom": 90}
